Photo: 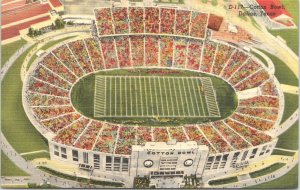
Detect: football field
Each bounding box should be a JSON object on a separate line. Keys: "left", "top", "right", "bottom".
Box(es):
{"left": 94, "top": 76, "right": 220, "bottom": 118}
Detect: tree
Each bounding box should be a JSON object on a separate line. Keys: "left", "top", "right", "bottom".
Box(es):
{"left": 28, "top": 27, "right": 34, "bottom": 37}
{"left": 54, "top": 18, "right": 65, "bottom": 29}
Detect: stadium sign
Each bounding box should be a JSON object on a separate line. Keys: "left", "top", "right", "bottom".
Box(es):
{"left": 146, "top": 149, "right": 196, "bottom": 155}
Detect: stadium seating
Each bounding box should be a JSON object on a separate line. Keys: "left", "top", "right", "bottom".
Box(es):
{"left": 153, "top": 128, "right": 169, "bottom": 142}
{"left": 136, "top": 126, "right": 152, "bottom": 145}
{"left": 212, "top": 121, "right": 249, "bottom": 149}
{"left": 221, "top": 51, "right": 248, "bottom": 79}
{"left": 93, "top": 124, "right": 119, "bottom": 153}
{"left": 84, "top": 38, "right": 105, "bottom": 71}
{"left": 145, "top": 36, "right": 159, "bottom": 66}
{"left": 54, "top": 117, "right": 90, "bottom": 146}
{"left": 41, "top": 54, "right": 77, "bottom": 83}
{"left": 224, "top": 119, "right": 272, "bottom": 146}
{"left": 94, "top": 8, "right": 114, "bottom": 35}
{"left": 144, "top": 7, "right": 159, "bottom": 33}
{"left": 33, "top": 65, "right": 72, "bottom": 90}
{"left": 260, "top": 80, "right": 279, "bottom": 96}
{"left": 174, "top": 37, "right": 188, "bottom": 68}
{"left": 235, "top": 70, "right": 270, "bottom": 91}
{"left": 184, "top": 125, "right": 216, "bottom": 153}
{"left": 160, "top": 36, "right": 174, "bottom": 67}
{"left": 27, "top": 92, "right": 70, "bottom": 106}
{"left": 190, "top": 12, "right": 208, "bottom": 38}
{"left": 186, "top": 39, "right": 203, "bottom": 70}
{"left": 115, "top": 36, "right": 131, "bottom": 68}
{"left": 28, "top": 78, "right": 69, "bottom": 97}
{"left": 41, "top": 113, "right": 81, "bottom": 133}
{"left": 168, "top": 127, "right": 187, "bottom": 142}
{"left": 32, "top": 106, "right": 74, "bottom": 120}
{"left": 212, "top": 44, "right": 235, "bottom": 75}
{"left": 68, "top": 40, "right": 94, "bottom": 73}
{"left": 24, "top": 6, "right": 281, "bottom": 156}
{"left": 115, "top": 126, "right": 136, "bottom": 155}
{"left": 100, "top": 37, "right": 118, "bottom": 69}
{"left": 160, "top": 8, "right": 176, "bottom": 34}
{"left": 129, "top": 7, "right": 144, "bottom": 33}
{"left": 231, "top": 113, "right": 274, "bottom": 131}
{"left": 200, "top": 41, "right": 217, "bottom": 73}
{"left": 130, "top": 36, "right": 144, "bottom": 67}
{"left": 175, "top": 10, "right": 191, "bottom": 36}
{"left": 237, "top": 107, "right": 278, "bottom": 121}
{"left": 74, "top": 121, "right": 103, "bottom": 150}
{"left": 228, "top": 59, "right": 261, "bottom": 85}
{"left": 239, "top": 96, "right": 279, "bottom": 108}
{"left": 52, "top": 45, "right": 85, "bottom": 77}
{"left": 200, "top": 125, "right": 233, "bottom": 152}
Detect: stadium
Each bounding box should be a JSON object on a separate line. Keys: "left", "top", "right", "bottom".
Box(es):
{"left": 18, "top": 5, "right": 289, "bottom": 188}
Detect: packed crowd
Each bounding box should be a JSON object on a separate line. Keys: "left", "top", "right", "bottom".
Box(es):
{"left": 24, "top": 9, "right": 282, "bottom": 156}
{"left": 94, "top": 7, "right": 208, "bottom": 37}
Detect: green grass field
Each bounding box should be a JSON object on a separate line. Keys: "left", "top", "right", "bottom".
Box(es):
{"left": 1, "top": 43, "right": 49, "bottom": 154}
{"left": 22, "top": 152, "right": 50, "bottom": 161}
{"left": 71, "top": 68, "right": 237, "bottom": 126}
{"left": 249, "top": 164, "right": 298, "bottom": 189}
{"left": 1, "top": 151, "right": 28, "bottom": 176}
{"left": 1, "top": 39, "right": 27, "bottom": 67}
{"left": 258, "top": 49, "right": 298, "bottom": 86}
{"left": 94, "top": 76, "right": 219, "bottom": 118}
{"left": 249, "top": 163, "right": 286, "bottom": 178}
{"left": 281, "top": 93, "right": 299, "bottom": 124}
{"left": 276, "top": 121, "right": 298, "bottom": 150}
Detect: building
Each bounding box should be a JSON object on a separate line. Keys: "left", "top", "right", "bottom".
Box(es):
{"left": 1, "top": 0, "right": 64, "bottom": 44}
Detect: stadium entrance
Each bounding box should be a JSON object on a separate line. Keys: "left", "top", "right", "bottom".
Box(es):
{"left": 130, "top": 141, "right": 209, "bottom": 188}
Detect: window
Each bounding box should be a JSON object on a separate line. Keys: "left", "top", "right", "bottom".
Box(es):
{"left": 250, "top": 148, "right": 258, "bottom": 159}
{"left": 61, "top": 147, "right": 66, "bottom": 154}
{"left": 122, "top": 157, "right": 129, "bottom": 172}
{"left": 241, "top": 151, "right": 248, "bottom": 161}
{"left": 83, "top": 152, "right": 89, "bottom": 164}
{"left": 106, "top": 156, "right": 112, "bottom": 171}
{"left": 61, "top": 147, "right": 67, "bottom": 159}
{"left": 93, "top": 154, "right": 100, "bottom": 169}
{"left": 54, "top": 145, "right": 59, "bottom": 156}
{"left": 54, "top": 151, "right": 59, "bottom": 156}
{"left": 259, "top": 145, "right": 267, "bottom": 156}
{"left": 114, "top": 157, "right": 121, "bottom": 171}
{"left": 72, "top": 150, "right": 78, "bottom": 162}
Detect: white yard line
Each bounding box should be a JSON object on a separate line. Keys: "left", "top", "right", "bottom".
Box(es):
{"left": 167, "top": 77, "right": 175, "bottom": 116}
{"left": 163, "top": 77, "right": 170, "bottom": 116}
{"left": 130, "top": 77, "right": 133, "bottom": 116}
{"left": 186, "top": 77, "right": 196, "bottom": 116}
{"left": 153, "top": 77, "right": 160, "bottom": 115}
{"left": 115, "top": 76, "right": 117, "bottom": 116}
{"left": 171, "top": 77, "right": 180, "bottom": 116}
{"left": 181, "top": 78, "right": 191, "bottom": 116}
{"left": 125, "top": 77, "right": 128, "bottom": 116}
{"left": 175, "top": 78, "right": 186, "bottom": 116}
{"left": 148, "top": 77, "right": 155, "bottom": 116}
{"left": 157, "top": 76, "right": 165, "bottom": 116}
{"left": 143, "top": 76, "right": 149, "bottom": 116}
{"left": 139, "top": 76, "right": 144, "bottom": 116}
{"left": 190, "top": 78, "right": 201, "bottom": 116}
